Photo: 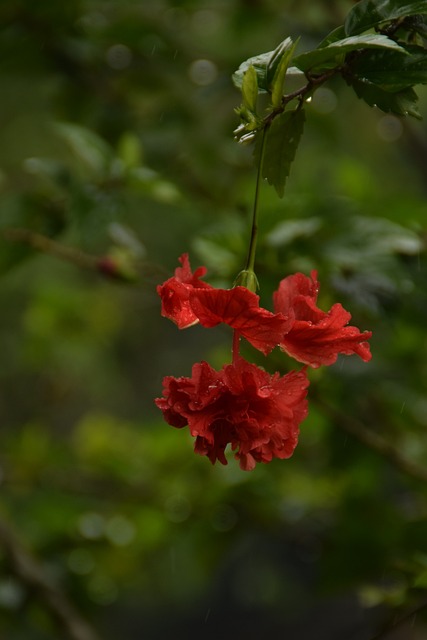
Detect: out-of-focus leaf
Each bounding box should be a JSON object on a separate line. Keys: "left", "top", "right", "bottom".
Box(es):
{"left": 53, "top": 122, "right": 113, "bottom": 177}
{"left": 108, "top": 223, "right": 145, "bottom": 258}
{"left": 292, "top": 34, "right": 406, "bottom": 73}
{"left": 336, "top": 216, "right": 423, "bottom": 258}
{"left": 413, "top": 570, "right": 427, "bottom": 588}
{"left": 345, "top": 0, "right": 427, "bottom": 36}
{"left": 23, "top": 157, "right": 71, "bottom": 193}
{"left": 265, "top": 217, "right": 322, "bottom": 247}
{"left": 256, "top": 108, "right": 305, "bottom": 198}
{"left": 193, "top": 218, "right": 247, "bottom": 280}
{"left": 117, "top": 132, "right": 143, "bottom": 170}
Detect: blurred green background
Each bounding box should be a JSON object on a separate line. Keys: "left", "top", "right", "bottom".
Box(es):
{"left": 1, "top": 1, "right": 427, "bottom": 638}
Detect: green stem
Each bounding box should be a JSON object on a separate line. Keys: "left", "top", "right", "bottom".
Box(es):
{"left": 245, "top": 127, "right": 267, "bottom": 273}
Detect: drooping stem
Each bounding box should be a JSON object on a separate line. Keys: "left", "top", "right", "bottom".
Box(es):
{"left": 244, "top": 127, "right": 267, "bottom": 273}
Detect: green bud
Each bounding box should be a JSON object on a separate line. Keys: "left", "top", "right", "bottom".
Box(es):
{"left": 233, "top": 269, "right": 259, "bottom": 293}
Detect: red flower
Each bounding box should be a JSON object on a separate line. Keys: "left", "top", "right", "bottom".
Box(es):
{"left": 273, "top": 271, "right": 372, "bottom": 368}
{"left": 155, "top": 358, "right": 309, "bottom": 471}
{"left": 189, "top": 287, "right": 292, "bottom": 355}
{"left": 157, "top": 253, "right": 213, "bottom": 329}
{"left": 158, "top": 254, "right": 291, "bottom": 354}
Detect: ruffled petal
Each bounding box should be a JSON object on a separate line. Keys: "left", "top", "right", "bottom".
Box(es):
{"left": 274, "top": 272, "right": 372, "bottom": 367}
{"left": 155, "top": 358, "right": 309, "bottom": 470}
{"left": 157, "top": 253, "right": 212, "bottom": 329}
{"left": 190, "top": 287, "right": 292, "bottom": 355}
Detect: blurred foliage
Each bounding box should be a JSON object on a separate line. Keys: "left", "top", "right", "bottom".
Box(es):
{"left": 1, "top": 1, "right": 427, "bottom": 639}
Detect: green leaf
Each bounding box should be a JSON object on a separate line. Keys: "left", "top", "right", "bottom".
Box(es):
{"left": 265, "top": 217, "right": 322, "bottom": 247}
{"left": 407, "top": 14, "right": 427, "bottom": 39}
{"left": 241, "top": 65, "right": 258, "bottom": 113}
{"left": 349, "top": 45, "right": 427, "bottom": 92}
{"left": 347, "top": 78, "right": 421, "bottom": 118}
{"left": 266, "top": 38, "right": 293, "bottom": 83}
{"left": 256, "top": 108, "right": 305, "bottom": 198}
{"left": 232, "top": 50, "right": 274, "bottom": 93}
{"left": 292, "top": 34, "right": 406, "bottom": 73}
{"left": 269, "top": 38, "right": 299, "bottom": 108}
{"left": 345, "top": 0, "right": 427, "bottom": 36}
{"left": 285, "top": 66, "right": 305, "bottom": 80}
{"left": 317, "top": 25, "right": 346, "bottom": 48}
{"left": 53, "top": 122, "right": 113, "bottom": 177}
{"left": 117, "top": 132, "right": 142, "bottom": 169}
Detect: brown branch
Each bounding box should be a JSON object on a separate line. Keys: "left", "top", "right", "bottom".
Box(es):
{"left": 1, "top": 227, "right": 98, "bottom": 270}
{"left": 370, "top": 596, "right": 427, "bottom": 640}
{"left": 1, "top": 227, "right": 138, "bottom": 282}
{"left": 0, "top": 517, "right": 102, "bottom": 640}
{"left": 313, "top": 396, "right": 427, "bottom": 484}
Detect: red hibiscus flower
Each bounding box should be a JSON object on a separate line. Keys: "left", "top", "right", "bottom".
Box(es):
{"left": 157, "top": 253, "right": 213, "bottom": 329}
{"left": 189, "top": 287, "right": 292, "bottom": 355}
{"left": 155, "top": 358, "right": 309, "bottom": 471}
{"left": 273, "top": 271, "right": 372, "bottom": 368}
{"left": 158, "top": 254, "right": 291, "bottom": 354}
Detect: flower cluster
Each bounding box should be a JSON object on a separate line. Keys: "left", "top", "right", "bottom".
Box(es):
{"left": 155, "top": 254, "right": 372, "bottom": 470}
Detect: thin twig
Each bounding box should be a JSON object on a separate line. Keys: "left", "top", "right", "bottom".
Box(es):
{"left": 313, "top": 396, "right": 427, "bottom": 484}
{"left": 369, "top": 597, "right": 427, "bottom": 640}
{"left": 1, "top": 227, "right": 98, "bottom": 271}
{"left": 263, "top": 66, "right": 343, "bottom": 128}
{"left": 0, "top": 517, "right": 102, "bottom": 640}
{"left": 1, "top": 227, "right": 138, "bottom": 282}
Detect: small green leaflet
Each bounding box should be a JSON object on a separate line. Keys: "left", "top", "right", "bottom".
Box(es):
{"left": 255, "top": 109, "right": 306, "bottom": 198}
{"left": 241, "top": 65, "right": 258, "bottom": 113}
{"left": 292, "top": 33, "right": 406, "bottom": 73}
{"left": 345, "top": 0, "right": 427, "bottom": 37}
{"left": 268, "top": 38, "right": 299, "bottom": 107}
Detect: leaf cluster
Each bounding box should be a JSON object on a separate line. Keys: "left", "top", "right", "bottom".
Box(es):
{"left": 233, "top": 0, "right": 427, "bottom": 197}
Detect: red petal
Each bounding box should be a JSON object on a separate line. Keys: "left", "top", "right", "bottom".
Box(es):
{"left": 155, "top": 358, "right": 310, "bottom": 470}
{"left": 273, "top": 271, "right": 319, "bottom": 317}
{"left": 190, "top": 287, "right": 292, "bottom": 355}
{"left": 274, "top": 272, "right": 372, "bottom": 368}
{"left": 174, "top": 253, "right": 209, "bottom": 285}
{"left": 157, "top": 254, "right": 212, "bottom": 328}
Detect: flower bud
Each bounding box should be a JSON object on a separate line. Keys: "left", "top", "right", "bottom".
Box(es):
{"left": 233, "top": 269, "right": 259, "bottom": 293}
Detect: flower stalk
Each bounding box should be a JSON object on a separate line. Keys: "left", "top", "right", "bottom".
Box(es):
{"left": 244, "top": 126, "right": 267, "bottom": 276}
